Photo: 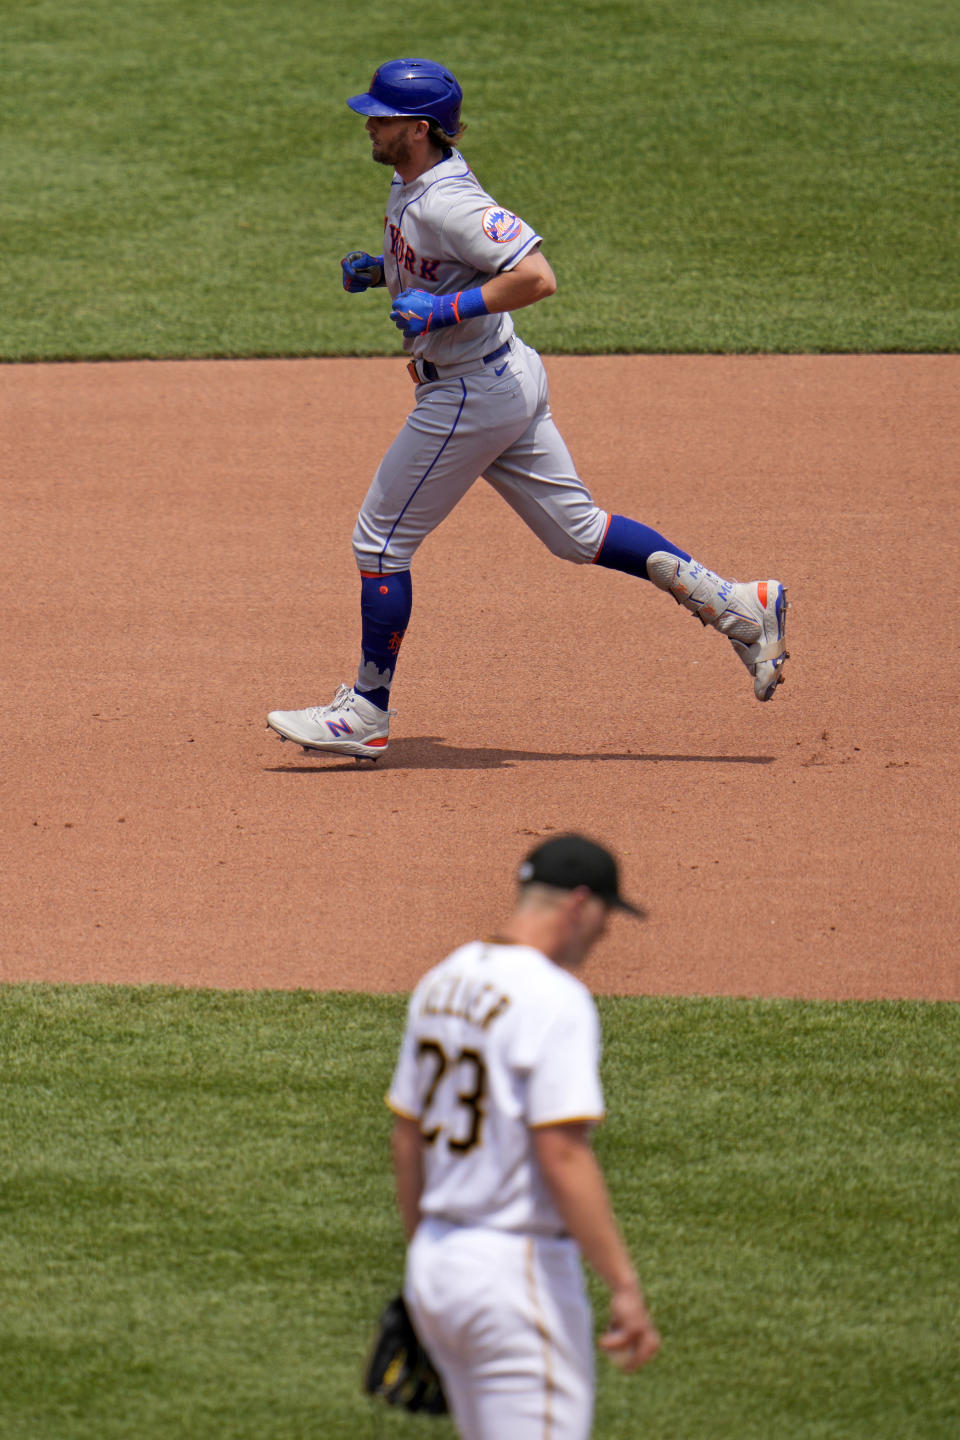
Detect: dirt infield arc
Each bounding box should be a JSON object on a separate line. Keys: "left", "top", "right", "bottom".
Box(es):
{"left": 2, "top": 355, "right": 958, "bottom": 1001}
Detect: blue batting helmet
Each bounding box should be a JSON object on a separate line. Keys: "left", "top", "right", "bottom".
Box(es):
{"left": 346, "top": 59, "right": 463, "bottom": 135}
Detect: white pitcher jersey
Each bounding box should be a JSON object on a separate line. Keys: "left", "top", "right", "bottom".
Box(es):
{"left": 387, "top": 940, "right": 605, "bottom": 1236}
{"left": 383, "top": 148, "right": 542, "bottom": 365}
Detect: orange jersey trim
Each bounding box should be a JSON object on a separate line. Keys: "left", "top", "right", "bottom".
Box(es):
{"left": 385, "top": 1097, "right": 420, "bottom": 1122}
{"left": 592, "top": 511, "right": 613, "bottom": 562}
{"left": 528, "top": 1113, "right": 605, "bottom": 1130}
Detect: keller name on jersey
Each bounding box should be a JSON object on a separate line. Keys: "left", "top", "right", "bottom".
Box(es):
{"left": 417, "top": 969, "right": 511, "bottom": 1030}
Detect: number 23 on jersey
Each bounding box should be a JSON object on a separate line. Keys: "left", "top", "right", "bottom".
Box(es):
{"left": 417, "top": 1039, "right": 487, "bottom": 1154}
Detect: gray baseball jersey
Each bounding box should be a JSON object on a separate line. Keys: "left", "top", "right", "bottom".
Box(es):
{"left": 383, "top": 148, "right": 542, "bottom": 364}
{"left": 352, "top": 149, "right": 608, "bottom": 576}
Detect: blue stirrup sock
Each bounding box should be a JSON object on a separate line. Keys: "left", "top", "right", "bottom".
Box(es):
{"left": 356, "top": 570, "right": 413, "bottom": 711}
{"left": 593, "top": 514, "right": 691, "bottom": 579}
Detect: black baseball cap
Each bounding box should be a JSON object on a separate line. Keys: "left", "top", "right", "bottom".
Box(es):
{"left": 517, "top": 834, "right": 647, "bottom": 919}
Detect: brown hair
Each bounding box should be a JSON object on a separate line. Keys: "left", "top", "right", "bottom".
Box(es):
{"left": 427, "top": 119, "right": 467, "bottom": 149}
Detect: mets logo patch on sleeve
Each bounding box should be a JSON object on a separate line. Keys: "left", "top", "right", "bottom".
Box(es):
{"left": 481, "top": 207, "right": 523, "bottom": 243}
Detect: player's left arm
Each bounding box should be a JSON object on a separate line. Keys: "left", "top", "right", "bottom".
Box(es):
{"left": 391, "top": 1114, "right": 425, "bottom": 1240}
{"left": 390, "top": 251, "right": 557, "bottom": 337}
{"left": 533, "top": 1121, "right": 660, "bottom": 1373}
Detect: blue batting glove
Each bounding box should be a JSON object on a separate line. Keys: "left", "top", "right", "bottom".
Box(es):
{"left": 389, "top": 287, "right": 489, "bottom": 338}
{"left": 390, "top": 289, "right": 438, "bottom": 337}
{"left": 341, "top": 251, "right": 384, "bottom": 292}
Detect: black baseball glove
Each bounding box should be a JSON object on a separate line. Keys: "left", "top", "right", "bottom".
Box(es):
{"left": 363, "top": 1294, "right": 448, "bottom": 1416}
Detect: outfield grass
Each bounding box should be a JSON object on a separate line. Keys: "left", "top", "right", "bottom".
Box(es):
{"left": 1, "top": 986, "right": 956, "bottom": 1439}
{"left": 4, "top": 0, "right": 958, "bottom": 358}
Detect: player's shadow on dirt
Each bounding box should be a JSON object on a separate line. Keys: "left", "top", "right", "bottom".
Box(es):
{"left": 266, "top": 736, "right": 777, "bottom": 772}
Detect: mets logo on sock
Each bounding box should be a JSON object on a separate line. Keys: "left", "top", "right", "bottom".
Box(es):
{"left": 481, "top": 207, "right": 522, "bottom": 243}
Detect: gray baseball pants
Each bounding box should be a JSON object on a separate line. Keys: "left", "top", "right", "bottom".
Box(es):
{"left": 353, "top": 339, "right": 608, "bottom": 574}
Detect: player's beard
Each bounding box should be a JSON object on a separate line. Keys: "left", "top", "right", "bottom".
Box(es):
{"left": 371, "top": 132, "right": 412, "bottom": 170}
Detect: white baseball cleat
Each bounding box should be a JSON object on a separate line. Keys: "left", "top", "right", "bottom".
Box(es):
{"left": 267, "top": 684, "right": 396, "bottom": 758}
{"left": 647, "top": 553, "right": 790, "bottom": 702}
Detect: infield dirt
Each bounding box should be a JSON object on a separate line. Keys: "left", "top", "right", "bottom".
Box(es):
{"left": 3, "top": 355, "right": 957, "bottom": 1000}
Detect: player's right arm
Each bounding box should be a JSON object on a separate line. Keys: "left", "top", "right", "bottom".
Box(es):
{"left": 533, "top": 1122, "right": 660, "bottom": 1372}
{"left": 391, "top": 1113, "right": 425, "bottom": 1241}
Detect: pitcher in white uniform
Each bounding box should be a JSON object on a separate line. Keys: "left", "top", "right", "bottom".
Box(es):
{"left": 387, "top": 834, "right": 660, "bottom": 1439}
{"left": 267, "top": 60, "right": 789, "bottom": 760}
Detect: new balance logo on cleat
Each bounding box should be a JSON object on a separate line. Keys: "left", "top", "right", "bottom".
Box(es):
{"left": 266, "top": 684, "right": 397, "bottom": 759}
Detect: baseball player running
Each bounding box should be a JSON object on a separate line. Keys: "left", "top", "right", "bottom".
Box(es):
{"left": 267, "top": 59, "right": 789, "bottom": 760}
{"left": 387, "top": 834, "right": 660, "bottom": 1439}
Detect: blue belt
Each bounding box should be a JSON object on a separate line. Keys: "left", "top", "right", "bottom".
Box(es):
{"left": 409, "top": 339, "right": 512, "bottom": 385}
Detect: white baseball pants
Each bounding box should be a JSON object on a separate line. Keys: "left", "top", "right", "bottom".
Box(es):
{"left": 353, "top": 340, "right": 608, "bottom": 574}
{"left": 405, "top": 1219, "right": 595, "bottom": 1440}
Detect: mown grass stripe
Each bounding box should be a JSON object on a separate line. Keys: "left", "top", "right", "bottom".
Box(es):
{"left": 1, "top": 985, "right": 956, "bottom": 1438}
{"left": 3, "top": 1, "right": 958, "bottom": 358}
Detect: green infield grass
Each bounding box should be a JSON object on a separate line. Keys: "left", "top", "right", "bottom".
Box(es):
{"left": 3, "top": 0, "right": 958, "bottom": 359}
{"left": 1, "top": 985, "right": 956, "bottom": 1438}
